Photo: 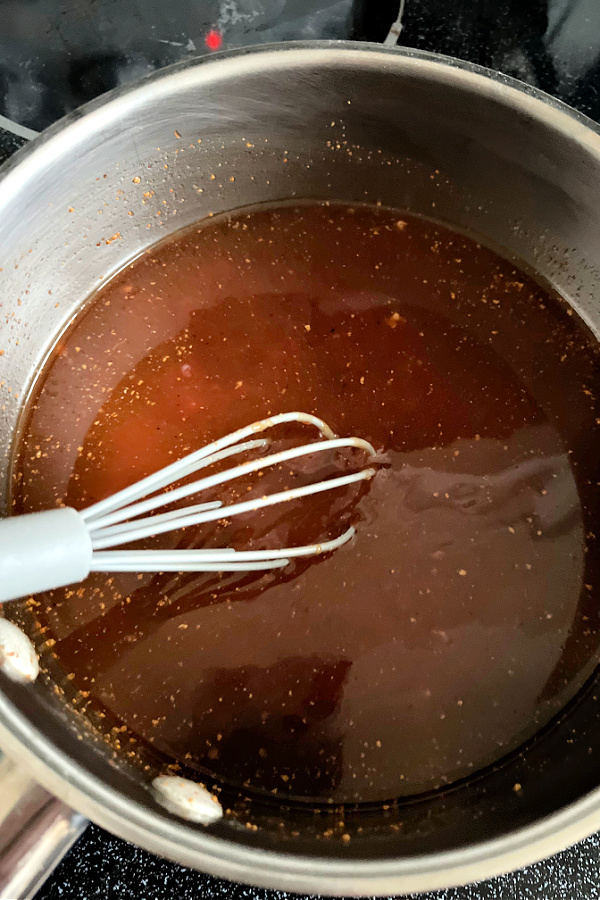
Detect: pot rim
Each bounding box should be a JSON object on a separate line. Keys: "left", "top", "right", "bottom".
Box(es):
{"left": 2, "top": 41, "right": 600, "bottom": 895}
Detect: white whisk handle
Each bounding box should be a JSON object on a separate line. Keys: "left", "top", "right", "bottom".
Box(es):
{"left": 0, "top": 508, "right": 92, "bottom": 603}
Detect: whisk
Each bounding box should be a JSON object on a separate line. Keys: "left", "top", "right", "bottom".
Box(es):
{"left": 0, "top": 412, "right": 377, "bottom": 603}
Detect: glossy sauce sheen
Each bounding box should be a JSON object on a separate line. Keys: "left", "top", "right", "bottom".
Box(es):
{"left": 14, "top": 203, "right": 600, "bottom": 804}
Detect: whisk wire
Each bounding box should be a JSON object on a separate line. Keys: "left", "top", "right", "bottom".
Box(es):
{"left": 88, "top": 436, "right": 375, "bottom": 535}
{"left": 86, "top": 414, "right": 376, "bottom": 567}
{"left": 89, "top": 526, "right": 356, "bottom": 572}
{"left": 81, "top": 412, "right": 335, "bottom": 524}
{"left": 90, "top": 468, "right": 375, "bottom": 550}
{"left": 0, "top": 414, "right": 378, "bottom": 600}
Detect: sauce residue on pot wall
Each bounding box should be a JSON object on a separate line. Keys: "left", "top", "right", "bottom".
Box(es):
{"left": 12, "top": 202, "right": 600, "bottom": 804}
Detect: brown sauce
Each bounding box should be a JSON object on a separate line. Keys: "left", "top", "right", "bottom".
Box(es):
{"left": 12, "top": 202, "right": 600, "bottom": 804}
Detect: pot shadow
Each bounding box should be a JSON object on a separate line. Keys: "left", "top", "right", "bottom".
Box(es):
{"left": 53, "top": 460, "right": 370, "bottom": 683}
{"left": 163, "top": 654, "right": 352, "bottom": 800}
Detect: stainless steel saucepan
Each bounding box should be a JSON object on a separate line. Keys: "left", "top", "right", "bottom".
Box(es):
{"left": 1, "top": 42, "right": 600, "bottom": 898}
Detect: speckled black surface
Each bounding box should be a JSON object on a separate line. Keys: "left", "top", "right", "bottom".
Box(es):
{"left": 33, "top": 825, "right": 600, "bottom": 899}
{"left": 0, "top": 129, "right": 26, "bottom": 165}
{"left": 2, "top": 1, "right": 600, "bottom": 897}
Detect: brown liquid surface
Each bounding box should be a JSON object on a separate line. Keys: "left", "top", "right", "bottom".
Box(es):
{"left": 13, "top": 202, "right": 600, "bottom": 803}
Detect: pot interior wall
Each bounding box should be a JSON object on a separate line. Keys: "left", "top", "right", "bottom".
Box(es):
{"left": 1, "top": 45, "right": 600, "bottom": 865}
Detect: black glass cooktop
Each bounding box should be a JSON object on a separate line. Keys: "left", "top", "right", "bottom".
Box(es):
{"left": 1, "top": 1, "right": 599, "bottom": 898}
{"left": 33, "top": 824, "right": 600, "bottom": 900}
{"left": 1, "top": 0, "right": 599, "bottom": 141}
